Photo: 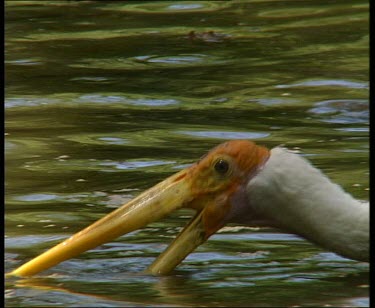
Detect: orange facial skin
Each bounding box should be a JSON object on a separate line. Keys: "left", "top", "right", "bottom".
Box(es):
{"left": 185, "top": 140, "right": 270, "bottom": 237}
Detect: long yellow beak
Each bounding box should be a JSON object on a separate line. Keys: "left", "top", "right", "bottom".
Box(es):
{"left": 10, "top": 169, "right": 196, "bottom": 277}
{"left": 9, "top": 140, "right": 269, "bottom": 277}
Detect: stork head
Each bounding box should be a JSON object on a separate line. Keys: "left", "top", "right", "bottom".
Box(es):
{"left": 9, "top": 140, "right": 270, "bottom": 277}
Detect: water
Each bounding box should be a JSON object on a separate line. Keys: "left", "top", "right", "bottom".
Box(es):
{"left": 5, "top": 1, "right": 369, "bottom": 307}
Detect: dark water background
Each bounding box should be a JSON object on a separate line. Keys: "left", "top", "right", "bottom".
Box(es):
{"left": 5, "top": 1, "right": 369, "bottom": 307}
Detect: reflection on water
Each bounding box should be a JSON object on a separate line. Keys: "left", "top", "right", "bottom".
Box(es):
{"left": 5, "top": 0, "right": 368, "bottom": 307}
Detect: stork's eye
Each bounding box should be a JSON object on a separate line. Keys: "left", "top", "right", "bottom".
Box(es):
{"left": 214, "top": 159, "right": 229, "bottom": 175}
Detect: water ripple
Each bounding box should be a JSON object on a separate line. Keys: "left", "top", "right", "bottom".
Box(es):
{"left": 75, "top": 94, "right": 179, "bottom": 106}
{"left": 5, "top": 97, "right": 61, "bottom": 108}
{"left": 99, "top": 1, "right": 226, "bottom": 13}
{"left": 134, "top": 54, "right": 224, "bottom": 67}
{"left": 6, "top": 58, "right": 44, "bottom": 66}
{"left": 99, "top": 160, "right": 175, "bottom": 171}
{"left": 308, "top": 99, "right": 369, "bottom": 124}
{"left": 276, "top": 79, "right": 368, "bottom": 89}
{"left": 22, "top": 158, "right": 176, "bottom": 173}
{"left": 178, "top": 130, "right": 269, "bottom": 140}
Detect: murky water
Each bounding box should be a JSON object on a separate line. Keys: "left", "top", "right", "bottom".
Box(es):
{"left": 5, "top": 1, "right": 369, "bottom": 307}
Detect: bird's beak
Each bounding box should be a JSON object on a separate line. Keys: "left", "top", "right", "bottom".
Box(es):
{"left": 146, "top": 206, "right": 218, "bottom": 275}
{"left": 9, "top": 166, "right": 229, "bottom": 277}
{"left": 9, "top": 140, "right": 269, "bottom": 278}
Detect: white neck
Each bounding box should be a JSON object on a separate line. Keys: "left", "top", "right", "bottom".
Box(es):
{"left": 247, "top": 147, "right": 369, "bottom": 262}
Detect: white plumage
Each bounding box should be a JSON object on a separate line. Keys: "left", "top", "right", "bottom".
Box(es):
{"left": 247, "top": 147, "right": 368, "bottom": 261}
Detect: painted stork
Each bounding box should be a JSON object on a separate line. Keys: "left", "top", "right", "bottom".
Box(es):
{"left": 9, "top": 140, "right": 369, "bottom": 277}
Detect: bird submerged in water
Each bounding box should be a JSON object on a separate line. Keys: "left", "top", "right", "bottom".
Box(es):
{"left": 9, "top": 140, "right": 369, "bottom": 277}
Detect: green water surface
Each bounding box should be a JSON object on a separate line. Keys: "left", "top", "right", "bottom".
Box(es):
{"left": 5, "top": 1, "right": 369, "bottom": 307}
